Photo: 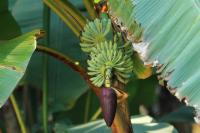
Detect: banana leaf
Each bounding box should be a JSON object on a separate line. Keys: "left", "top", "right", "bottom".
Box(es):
{"left": 130, "top": 0, "right": 200, "bottom": 121}
{"left": 108, "top": 0, "right": 200, "bottom": 122}
{"left": 0, "top": 30, "right": 40, "bottom": 107}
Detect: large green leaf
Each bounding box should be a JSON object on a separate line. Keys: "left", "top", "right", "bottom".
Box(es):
{"left": 55, "top": 115, "right": 177, "bottom": 133}
{"left": 107, "top": 0, "right": 200, "bottom": 121}
{"left": 130, "top": 0, "right": 200, "bottom": 121}
{"left": 0, "top": 30, "right": 40, "bottom": 107}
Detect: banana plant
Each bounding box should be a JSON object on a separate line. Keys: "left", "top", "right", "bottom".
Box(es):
{"left": 1, "top": 0, "right": 200, "bottom": 133}
{"left": 79, "top": 0, "right": 200, "bottom": 132}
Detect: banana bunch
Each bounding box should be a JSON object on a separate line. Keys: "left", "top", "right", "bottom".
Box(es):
{"left": 114, "top": 32, "right": 133, "bottom": 58}
{"left": 80, "top": 18, "right": 113, "bottom": 53}
{"left": 87, "top": 41, "right": 133, "bottom": 87}
{"left": 107, "top": 0, "right": 143, "bottom": 43}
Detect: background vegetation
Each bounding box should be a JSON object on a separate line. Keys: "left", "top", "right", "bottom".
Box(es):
{"left": 0, "top": 0, "right": 199, "bottom": 133}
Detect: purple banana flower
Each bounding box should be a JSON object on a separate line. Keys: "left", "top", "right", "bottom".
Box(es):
{"left": 100, "top": 88, "right": 117, "bottom": 127}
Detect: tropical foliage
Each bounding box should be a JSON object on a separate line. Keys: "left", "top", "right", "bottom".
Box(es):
{"left": 0, "top": 0, "right": 199, "bottom": 133}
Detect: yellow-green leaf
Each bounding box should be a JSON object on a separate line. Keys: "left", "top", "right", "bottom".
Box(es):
{"left": 0, "top": 30, "right": 41, "bottom": 107}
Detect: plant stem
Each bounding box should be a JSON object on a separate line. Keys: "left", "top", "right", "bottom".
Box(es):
{"left": 10, "top": 94, "right": 27, "bottom": 133}
{"left": 23, "top": 85, "right": 34, "bottom": 130}
{"left": 84, "top": 91, "right": 91, "bottom": 123}
{"left": 36, "top": 45, "right": 100, "bottom": 96}
{"left": 111, "top": 83, "right": 133, "bottom": 133}
{"left": 42, "top": 5, "right": 50, "bottom": 133}
{"left": 83, "top": 0, "right": 97, "bottom": 19}
{"left": 90, "top": 107, "right": 101, "bottom": 121}
{"left": 43, "top": 0, "right": 84, "bottom": 37}
{"left": 54, "top": 0, "right": 86, "bottom": 28}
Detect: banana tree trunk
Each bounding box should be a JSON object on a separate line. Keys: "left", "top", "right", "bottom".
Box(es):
{"left": 110, "top": 82, "right": 133, "bottom": 133}
{"left": 111, "top": 101, "right": 133, "bottom": 133}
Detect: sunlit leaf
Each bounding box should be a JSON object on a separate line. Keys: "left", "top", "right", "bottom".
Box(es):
{"left": 66, "top": 115, "right": 177, "bottom": 133}
{"left": 131, "top": 0, "right": 200, "bottom": 121}
{"left": 0, "top": 30, "right": 40, "bottom": 107}
{"left": 105, "top": 0, "right": 200, "bottom": 121}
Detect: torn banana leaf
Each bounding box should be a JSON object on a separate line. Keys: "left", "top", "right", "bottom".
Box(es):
{"left": 108, "top": 0, "right": 200, "bottom": 122}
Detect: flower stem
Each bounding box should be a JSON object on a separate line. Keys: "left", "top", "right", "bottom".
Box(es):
{"left": 90, "top": 107, "right": 101, "bottom": 121}
{"left": 84, "top": 91, "right": 91, "bottom": 123}
{"left": 36, "top": 45, "right": 101, "bottom": 96}
{"left": 10, "top": 94, "right": 27, "bottom": 133}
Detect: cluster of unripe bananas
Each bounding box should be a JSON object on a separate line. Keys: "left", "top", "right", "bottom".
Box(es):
{"left": 80, "top": 16, "right": 134, "bottom": 87}
{"left": 80, "top": 14, "right": 133, "bottom": 126}
{"left": 79, "top": 0, "right": 143, "bottom": 127}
